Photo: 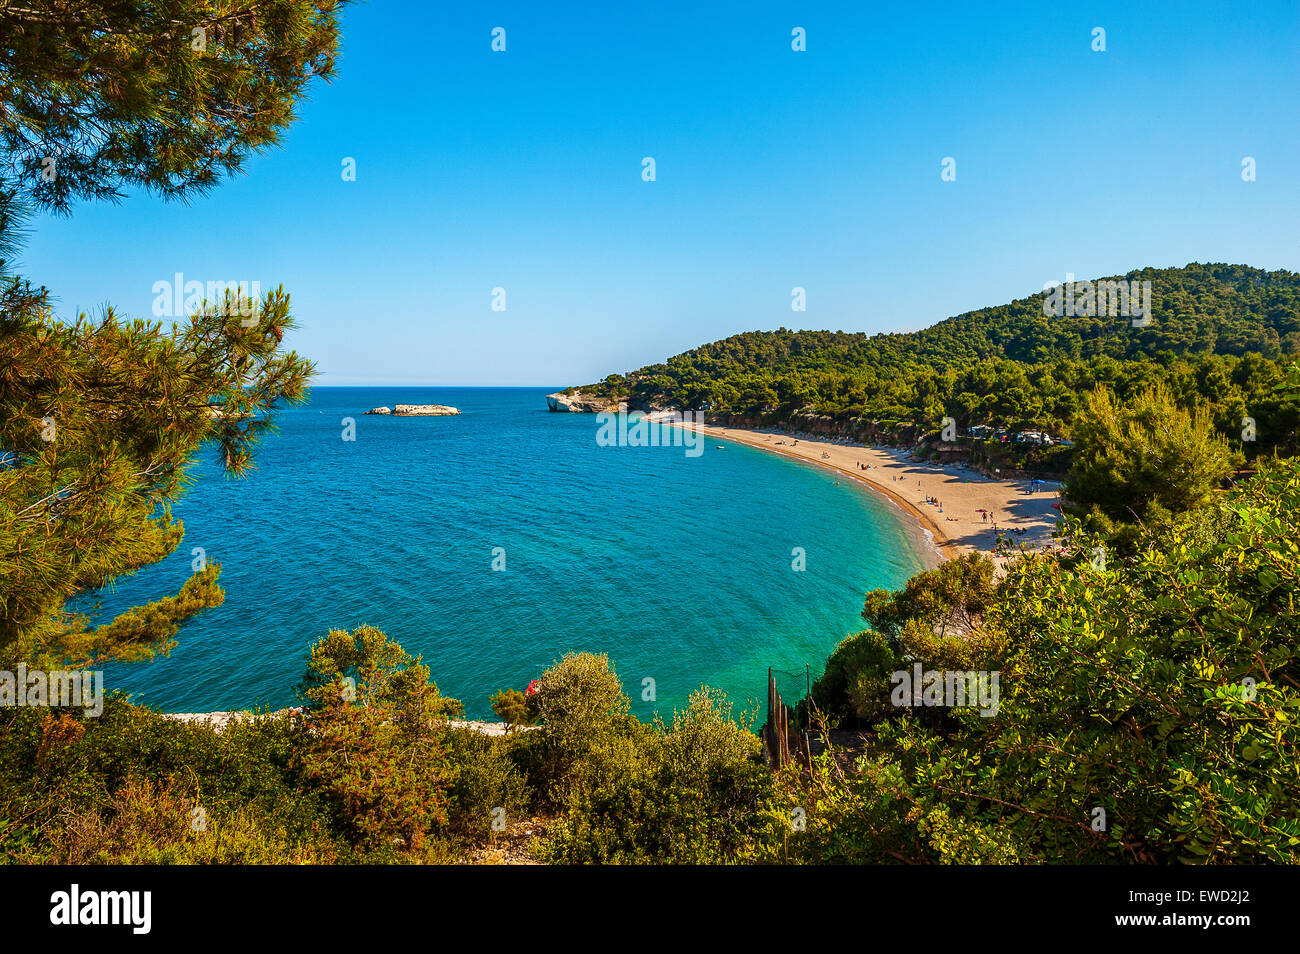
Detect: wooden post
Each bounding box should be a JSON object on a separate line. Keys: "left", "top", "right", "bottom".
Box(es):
{"left": 778, "top": 699, "right": 786, "bottom": 767}
{"left": 765, "top": 667, "right": 777, "bottom": 767}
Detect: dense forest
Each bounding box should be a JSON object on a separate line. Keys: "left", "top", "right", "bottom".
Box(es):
{"left": 578, "top": 264, "right": 1300, "bottom": 456}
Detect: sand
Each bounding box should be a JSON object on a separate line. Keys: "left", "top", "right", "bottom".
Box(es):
{"left": 164, "top": 711, "right": 533, "bottom": 735}
{"left": 685, "top": 423, "right": 1063, "bottom": 565}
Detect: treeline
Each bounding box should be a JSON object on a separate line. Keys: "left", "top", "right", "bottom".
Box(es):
{"left": 583, "top": 264, "right": 1300, "bottom": 455}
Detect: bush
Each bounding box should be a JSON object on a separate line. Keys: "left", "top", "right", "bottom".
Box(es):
{"left": 784, "top": 457, "right": 1300, "bottom": 864}
{"left": 809, "top": 629, "right": 903, "bottom": 725}
{"left": 534, "top": 652, "right": 629, "bottom": 752}
{"left": 291, "top": 627, "right": 459, "bottom": 855}
{"left": 0, "top": 700, "right": 340, "bottom": 864}
{"left": 542, "top": 688, "right": 780, "bottom": 864}
{"left": 443, "top": 728, "right": 530, "bottom": 838}
{"left": 490, "top": 688, "right": 535, "bottom": 729}
{"left": 39, "top": 773, "right": 338, "bottom": 865}
{"left": 531, "top": 652, "right": 632, "bottom": 804}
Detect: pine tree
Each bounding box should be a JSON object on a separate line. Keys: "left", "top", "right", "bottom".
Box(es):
{"left": 0, "top": 0, "right": 348, "bottom": 255}
{"left": 0, "top": 0, "right": 344, "bottom": 667}
{"left": 0, "top": 280, "right": 312, "bottom": 667}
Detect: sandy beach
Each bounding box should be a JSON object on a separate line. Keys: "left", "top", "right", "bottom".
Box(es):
{"left": 686, "top": 423, "right": 1063, "bottom": 565}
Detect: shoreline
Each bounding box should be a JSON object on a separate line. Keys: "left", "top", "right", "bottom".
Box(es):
{"left": 163, "top": 418, "right": 1062, "bottom": 722}
{"left": 679, "top": 422, "right": 1062, "bottom": 566}
{"left": 163, "top": 710, "right": 529, "bottom": 736}
{"left": 707, "top": 427, "right": 958, "bottom": 563}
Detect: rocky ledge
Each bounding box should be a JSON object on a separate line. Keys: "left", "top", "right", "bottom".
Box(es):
{"left": 206, "top": 407, "right": 255, "bottom": 420}
{"left": 545, "top": 391, "right": 625, "bottom": 413}
{"left": 365, "top": 404, "right": 461, "bottom": 416}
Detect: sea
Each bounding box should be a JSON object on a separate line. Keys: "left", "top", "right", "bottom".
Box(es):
{"left": 84, "top": 387, "right": 930, "bottom": 721}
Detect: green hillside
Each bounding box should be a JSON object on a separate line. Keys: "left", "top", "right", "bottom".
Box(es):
{"left": 582, "top": 263, "right": 1300, "bottom": 452}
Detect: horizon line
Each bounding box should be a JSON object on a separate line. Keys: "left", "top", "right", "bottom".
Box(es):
{"left": 312, "top": 382, "right": 566, "bottom": 389}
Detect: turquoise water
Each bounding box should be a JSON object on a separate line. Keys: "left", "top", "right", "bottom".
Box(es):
{"left": 88, "top": 388, "right": 928, "bottom": 720}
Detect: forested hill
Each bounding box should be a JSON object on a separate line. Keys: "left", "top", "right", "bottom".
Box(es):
{"left": 579, "top": 263, "right": 1300, "bottom": 446}
{"left": 885, "top": 262, "right": 1299, "bottom": 365}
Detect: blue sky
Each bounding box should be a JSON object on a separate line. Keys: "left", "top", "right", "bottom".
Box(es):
{"left": 19, "top": 0, "right": 1300, "bottom": 385}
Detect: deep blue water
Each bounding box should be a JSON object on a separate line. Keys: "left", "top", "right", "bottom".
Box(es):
{"left": 86, "top": 388, "right": 928, "bottom": 720}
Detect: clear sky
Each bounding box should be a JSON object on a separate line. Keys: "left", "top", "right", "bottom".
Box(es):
{"left": 18, "top": 0, "right": 1300, "bottom": 385}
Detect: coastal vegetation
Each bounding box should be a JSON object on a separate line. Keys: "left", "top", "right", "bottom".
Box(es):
{"left": 578, "top": 264, "right": 1300, "bottom": 463}
{"left": 3, "top": 335, "right": 1297, "bottom": 863}
{"left": 1, "top": 0, "right": 342, "bottom": 672}
{"left": 4, "top": 442, "right": 1299, "bottom": 865}
{"left": 2, "top": 0, "right": 1298, "bottom": 867}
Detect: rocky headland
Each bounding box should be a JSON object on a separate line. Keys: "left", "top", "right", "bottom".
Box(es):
{"left": 545, "top": 391, "right": 625, "bottom": 413}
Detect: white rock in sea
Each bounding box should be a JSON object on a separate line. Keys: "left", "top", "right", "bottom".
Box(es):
{"left": 392, "top": 404, "right": 460, "bottom": 416}
{"left": 365, "top": 406, "right": 393, "bottom": 415}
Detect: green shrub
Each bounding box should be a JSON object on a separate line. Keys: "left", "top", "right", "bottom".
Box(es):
{"left": 291, "top": 627, "right": 458, "bottom": 855}
{"left": 542, "top": 688, "right": 780, "bottom": 864}
{"left": 490, "top": 688, "right": 535, "bottom": 729}
{"left": 0, "top": 700, "right": 340, "bottom": 864}
{"left": 37, "top": 773, "right": 338, "bottom": 865}
{"left": 443, "top": 728, "right": 530, "bottom": 838}
{"left": 809, "top": 629, "right": 903, "bottom": 724}
{"left": 535, "top": 652, "right": 629, "bottom": 752}
{"left": 783, "top": 456, "right": 1300, "bottom": 864}
{"left": 532, "top": 651, "right": 632, "bottom": 804}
